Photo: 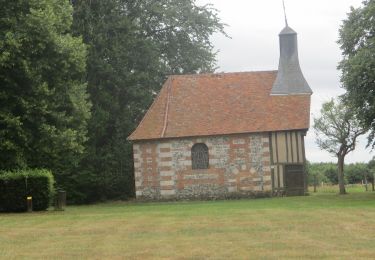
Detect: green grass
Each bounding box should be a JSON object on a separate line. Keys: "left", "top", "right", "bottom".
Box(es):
{"left": 1, "top": 191, "right": 375, "bottom": 259}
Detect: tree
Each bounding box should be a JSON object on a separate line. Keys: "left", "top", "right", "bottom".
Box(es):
{"left": 367, "top": 157, "right": 375, "bottom": 191}
{"left": 345, "top": 163, "right": 369, "bottom": 185}
{"left": 324, "top": 165, "right": 339, "bottom": 185}
{"left": 338, "top": 0, "right": 375, "bottom": 148}
{"left": 71, "top": 0, "right": 226, "bottom": 202}
{"left": 0, "top": 0, "right": 90, "bottom": 192}
{"left": 307, "top": 162, "right": 329, "bottom": 188}
{"left": 313, "top": 98, "right": 367, "bottom": 194}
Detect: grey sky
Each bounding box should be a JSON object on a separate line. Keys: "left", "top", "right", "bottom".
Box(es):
{"left": 196, "top": 0, "right": 374, "bottom": 163}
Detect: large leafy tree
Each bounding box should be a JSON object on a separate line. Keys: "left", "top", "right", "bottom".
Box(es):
{"left": 72, "top": 0, "right": 226, "bottom": 202}
{"left": 338, "top": 0, "right": 375, "bottom": 147}
{"left": 313, "top": 98, "right": 367, "bottom": 194}
{"left": 0, "top": 0, "right": 90, "bottom": 190}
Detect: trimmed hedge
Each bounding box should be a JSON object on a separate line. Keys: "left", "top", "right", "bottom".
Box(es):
{"left": 0, "top": 169, "right": 54, "bottom": 212}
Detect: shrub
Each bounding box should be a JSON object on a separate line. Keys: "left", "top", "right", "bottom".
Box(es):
{"left": 0, "top": 169, "right": 54, "bottom": 212}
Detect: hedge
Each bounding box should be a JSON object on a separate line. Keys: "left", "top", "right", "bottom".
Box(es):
{"left": 0, "top": 169, "right": 54, "bottom": 212}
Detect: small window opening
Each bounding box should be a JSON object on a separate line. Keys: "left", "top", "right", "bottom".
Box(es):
{"left": 191, "top": 143, "right": 209, "bottom": 169}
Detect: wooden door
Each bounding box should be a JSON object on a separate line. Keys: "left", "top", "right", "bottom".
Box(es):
{"left": 284, "top": 164, "right": 305, "bottom": 196}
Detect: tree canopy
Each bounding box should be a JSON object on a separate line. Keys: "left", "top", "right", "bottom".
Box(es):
{"left": 338, "top": 0, "right": 375, "bottom": 147}
{"left": 0, "top": 0, "right": 90, "bottom": 189}
{"left": 0, "top": 0, "right": 226, "bottom": 203}
{"left": 71, "top": 0, "right": 226, "bottom": 202}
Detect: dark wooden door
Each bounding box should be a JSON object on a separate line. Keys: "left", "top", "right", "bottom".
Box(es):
{"left": 285, "top": 164, "right": 305, "bottom": 196}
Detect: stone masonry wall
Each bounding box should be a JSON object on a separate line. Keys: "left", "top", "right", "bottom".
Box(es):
{"left": 133, "top": 133, "right": 271, "bottom": 200}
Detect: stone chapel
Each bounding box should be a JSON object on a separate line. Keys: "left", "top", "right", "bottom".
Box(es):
{"left": 128, "top": 24, "right": 313, "bottom": 200}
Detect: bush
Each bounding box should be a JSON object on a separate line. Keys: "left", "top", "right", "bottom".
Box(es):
{"left": 0, "top": 169, "right": 54, "bottom": 212}
{"left": 345, "top": 163, "right": 369, "bottom": 184}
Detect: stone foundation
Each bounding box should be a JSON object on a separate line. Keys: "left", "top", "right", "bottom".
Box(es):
{"left": 133, "top": 133, "right": 272, "bottom": 200}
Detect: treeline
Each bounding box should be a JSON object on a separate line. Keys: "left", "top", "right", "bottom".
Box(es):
{"left": 0, "top": 0, "right": 225, "bottom": 203}
{"left": 307, "top": 157, "right": 375, "bottom": 188}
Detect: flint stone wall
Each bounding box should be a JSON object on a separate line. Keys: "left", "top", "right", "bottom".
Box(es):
{"left": 133, "top": 133, "right": 272, "bottom": 200}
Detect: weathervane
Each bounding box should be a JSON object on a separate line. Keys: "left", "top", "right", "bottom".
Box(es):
{"left": 282, "top": 0, "right": 288, "bottom": 26}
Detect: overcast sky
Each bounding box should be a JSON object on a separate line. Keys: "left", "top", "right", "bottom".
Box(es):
{"left": 196, "top": 0, "right": 374, "bottom": 164}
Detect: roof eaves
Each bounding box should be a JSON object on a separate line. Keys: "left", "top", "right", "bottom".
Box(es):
{"left": 129, "top": 127, "right": 310, "bottom": 142}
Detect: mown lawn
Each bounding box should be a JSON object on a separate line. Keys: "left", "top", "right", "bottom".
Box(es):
{"left": 1, "top": 190, "right": 375, "bottom": 259}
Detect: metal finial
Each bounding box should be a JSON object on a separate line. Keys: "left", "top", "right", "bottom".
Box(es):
{"left": 282, "top": 0, "right": 288, "bottom": 26}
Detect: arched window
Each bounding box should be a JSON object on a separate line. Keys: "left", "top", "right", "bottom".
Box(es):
{"left": 191, "top": 143, "right": 209, "bottom": 170}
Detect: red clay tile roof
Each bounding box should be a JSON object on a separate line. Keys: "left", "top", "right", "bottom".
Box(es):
{"left": 128, "top": 71, "right": 311, "bottom": 141}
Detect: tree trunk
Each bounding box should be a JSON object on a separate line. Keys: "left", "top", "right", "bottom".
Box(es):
{"left": 372, "top": 174, "right": 374, "bottom": 191}
{"left": 337, "top": 155, "right": 346, "bottom": 194}
{"left": 313, "top": 175, "right": 317, "bottom": 193}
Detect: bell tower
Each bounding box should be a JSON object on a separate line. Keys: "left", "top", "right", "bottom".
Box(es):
{"left": 271, "top": 2, "right": 312, "bottom": 95}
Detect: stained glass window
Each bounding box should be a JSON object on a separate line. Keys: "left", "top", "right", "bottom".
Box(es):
{"left": 191, "top": 143, "right": 209, "bottom": 169}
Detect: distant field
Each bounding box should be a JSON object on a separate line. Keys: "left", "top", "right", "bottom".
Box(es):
{"left": 309, "top": 183, "right": 373, "bottom": 193}
{"left": 1, "top": 191, "right": 375, "bottom": 259}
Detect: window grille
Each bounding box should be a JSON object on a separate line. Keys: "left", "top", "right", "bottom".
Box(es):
{"left": 191, "top": 143, "right": 209, "bottom": 169}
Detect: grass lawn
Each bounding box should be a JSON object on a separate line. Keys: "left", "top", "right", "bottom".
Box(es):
{"left": 1, "top": 190, "right": 375, "bottom": 259}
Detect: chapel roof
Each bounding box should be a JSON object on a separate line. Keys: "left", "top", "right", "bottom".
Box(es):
{"left": 128, "top": 71, "right": 311, "bottom": 141}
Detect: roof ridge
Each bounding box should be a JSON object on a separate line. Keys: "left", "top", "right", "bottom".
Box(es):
{"left": 168, "top": 70, "right": 278, "bottom": 78}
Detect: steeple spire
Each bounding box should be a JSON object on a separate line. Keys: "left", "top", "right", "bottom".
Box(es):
{"left": 282, "top": 0, "right": 288, "bottom": 27}
{"left": 270, "top": 10, "right": 312, "bottom": 95}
